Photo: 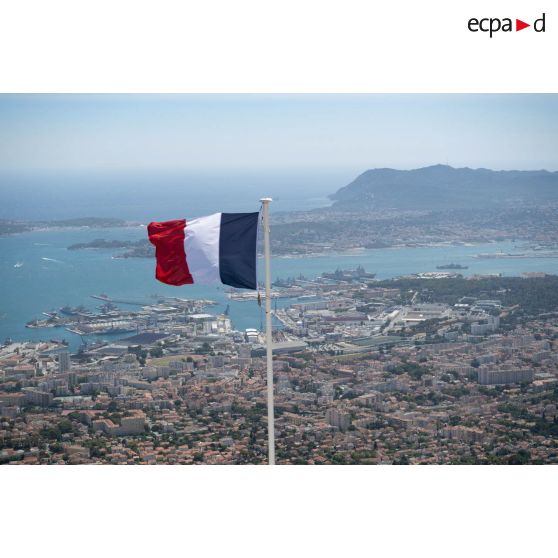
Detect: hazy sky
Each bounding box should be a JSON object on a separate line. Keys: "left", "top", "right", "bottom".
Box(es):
{"left": 0, "top": 94, "right": 557, "bottom": 172}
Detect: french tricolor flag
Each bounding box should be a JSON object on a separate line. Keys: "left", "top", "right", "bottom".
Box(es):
{"left": 148, "top": 212, "right": 259, "bottom": 290}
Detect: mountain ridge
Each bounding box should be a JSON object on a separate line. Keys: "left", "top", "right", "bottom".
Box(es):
{"left": 329, "top": 165, "right": 558, "bottom": 211}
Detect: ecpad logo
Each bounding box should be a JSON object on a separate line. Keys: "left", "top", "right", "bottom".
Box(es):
{"left": 468, "top": 13, "right": 546, "bottom": 37}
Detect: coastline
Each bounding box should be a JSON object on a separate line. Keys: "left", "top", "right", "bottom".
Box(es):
{"left": 4, "top": 228, "right": 558, "bottom": 348}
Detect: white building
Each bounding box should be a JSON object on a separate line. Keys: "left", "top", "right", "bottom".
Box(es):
{"left": 58, "top": 351, "right": 71, "bottom": 373}
{"left": 326, "top": 408, "right": 351, "bottom": 432}
{"left": 478, "top": 368, "right": 534, "bottom": 385}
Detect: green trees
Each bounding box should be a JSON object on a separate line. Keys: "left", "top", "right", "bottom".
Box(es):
{"left": 39, "top": 419, "right": 77, "bottom": 442}
{"left": 57, "top": 419, "right": 74, "bottom": 435}
{"left": 376, "top": 275, "right": 558, "bottom": 316}
{"left": 330, "top": 453, "right": 346, "bottom": 464}
{"left": 149, "top": 346, "right": 163, "bottom": 358}
{"left": 128, "top": 345, "right": 148, "bottom": 365}
{"left": 388, "top": 361, "right": 431, "bottom": 379}
{"left": 199, "top": 342, "right": 212, "bottom": 355}
{"left": 508, "top": 449, "right": 531, "bottom": 465}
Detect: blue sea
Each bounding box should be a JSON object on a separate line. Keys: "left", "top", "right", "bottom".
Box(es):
{"left": 1, "top": 168, "right": 558, "bottom": 350}
{"left": 0, "top": 167, "right": 352, "bottom": 222}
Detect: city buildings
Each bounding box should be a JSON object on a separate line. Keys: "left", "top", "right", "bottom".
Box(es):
{"left": 1, "top": 274, "right": 557, "bottom": 464}
{"left": 58, "top": 351, "right": 71, "bottom": 374}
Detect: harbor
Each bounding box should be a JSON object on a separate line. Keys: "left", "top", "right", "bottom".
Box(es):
{"left": 26, "top": 295, "right": 217, "bottom": 339}
{"left": 5, "top": 226, "right": 558, "bottom": 351}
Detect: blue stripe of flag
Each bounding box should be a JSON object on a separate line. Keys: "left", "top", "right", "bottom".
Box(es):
{"left": 219, "top": 212, "right": 259, "bottom": 289}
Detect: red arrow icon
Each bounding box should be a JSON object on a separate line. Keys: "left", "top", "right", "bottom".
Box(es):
{"left": 516, "top": 19, "right": 530, "bottom": 31}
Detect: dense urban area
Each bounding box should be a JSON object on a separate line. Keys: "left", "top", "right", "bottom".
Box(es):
{"left": 2, "top": 165, "right": 558, "bottom": 464}
{"left": 8, "top": 204, "right": 557, "bottom": 259}
{"left": 2, "top": 269, "right": 558, "bottom": 465}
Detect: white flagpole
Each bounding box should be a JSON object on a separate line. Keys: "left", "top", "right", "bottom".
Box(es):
{"left": 260, "top": 197, "right": 275, "bottom": 465}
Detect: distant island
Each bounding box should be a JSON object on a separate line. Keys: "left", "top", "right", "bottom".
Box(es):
{"left": 0, "top": 220, "right": 31, "bottom": 236}
{"left": 0, "top": 217, "right": 133, "bottom": 237}
{"left": 68, "top": 238, "right": 153, "bottom": 258}
{"left": 436, "top": 263, "right": 469, "bottom": 270}
{"left": 43, "top": 217, "right": 130, "bottom": 228}
{"left": 69, "top": 238, "right": 139, "bottom": 250}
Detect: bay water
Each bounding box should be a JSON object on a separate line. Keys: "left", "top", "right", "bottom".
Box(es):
{"left": 1, "top": 167, "right": 557, "bottom": 350}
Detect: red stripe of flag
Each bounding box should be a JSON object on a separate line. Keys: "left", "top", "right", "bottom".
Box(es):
{"left": 147, "top": 219, "right": 194, "bottom": 286}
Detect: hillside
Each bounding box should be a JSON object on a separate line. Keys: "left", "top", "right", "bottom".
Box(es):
{"left": 329, "top": 165, "right": 558, "bottom": 210}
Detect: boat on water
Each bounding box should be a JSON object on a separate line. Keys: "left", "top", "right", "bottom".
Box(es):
{"left": 91, "top": 293, "right": 146, "bottom": 306}
{"left": 97, "top": 302, "right": 119, "bottom": 313}
{"left": 60, "top": 305, "right": 88, "bottom": 316}
{"left": 322, "top": 266, "right": 376, "bottom": 281}
{"left": 14, "top": 261, "right": 24, "bottom": 268}
{"left": 26, "top": 320, "right": 58, "bottom": 329}
{"left": 67, "top": 324, "right": 136, "bottom": 335}
{"left": 475, "top": 252, "right": 526, "bottom": 259}
{"left": 42, "top": 311, "right": 58, "bottom": 319}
